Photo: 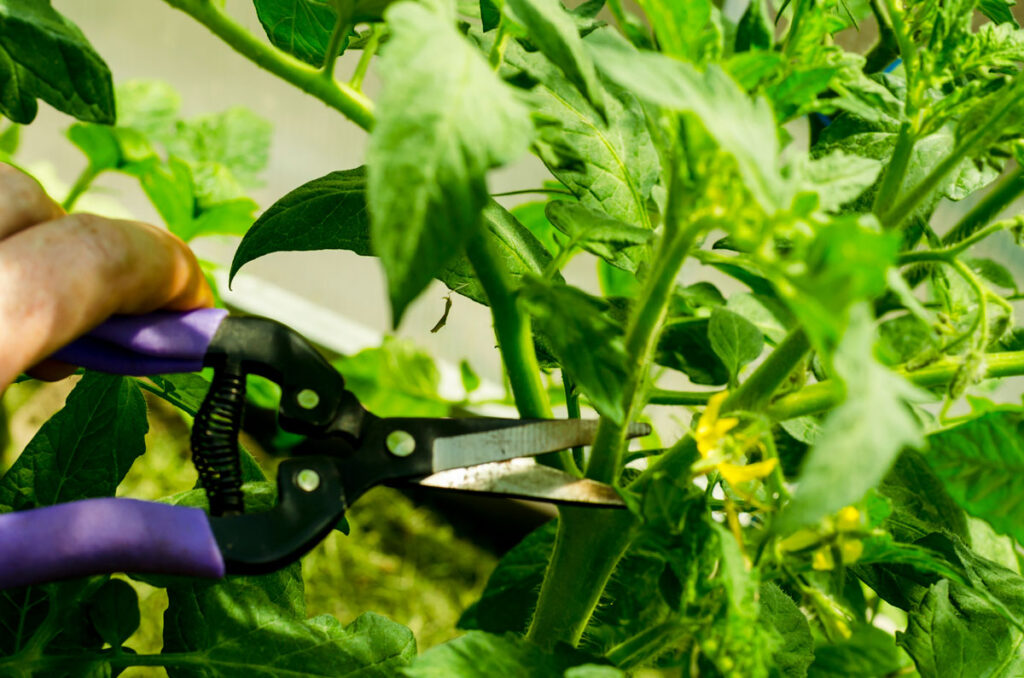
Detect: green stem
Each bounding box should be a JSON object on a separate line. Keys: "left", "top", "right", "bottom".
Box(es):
{"left": 62, "top": 165, "right": 99, "bottom": 211}
{"left": 463, "top": 230, "right": 570, "bottom": 471}
{"left": 349, "top": 25, "right": 380, "bottom": 90}
{"left": 525, "top": 507, "right": 637, "bottom": 648}
{"left": 871, "top": 121, "right": 916, "bottom": 219}
{"left": 723, "top": 328, "right": 810, "bottom": 413}
{"left": 491, "top": 188, "right": 574, "bottom": 197}
{"left": 767, "top": 350, "right": 1024, "bottom": 419}
{"left": 563, "top": 373, "right": 584, "bottom": 469}
{"left": 586, "top": 221, "right": 704, "bottom": 484}
{"left": 648, "top": 388, "right": 719, "bottom": 405}
{"left": 898, "top": 219, "right": 1015, "bottom": 265}
{"left": 320, "top": 5, "right": 352, "bottom": 80}
{"left": 161, "top": 0, "right": 374, "bottom": 130}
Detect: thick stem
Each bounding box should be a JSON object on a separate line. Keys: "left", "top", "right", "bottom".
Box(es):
{"left": 161, "top": 0, "right": 374, "bottom": 130}
{"left": 871, "top": 121, "right": 916, "bottom": 219}
{"left": 464, "top": 230, "right": 570, "bottom": 471}
{"left": 525, "top": 507, "right": 637, "bottom": 647}
{"left": 586, "top": 223, "right": 703, "bottom": 484}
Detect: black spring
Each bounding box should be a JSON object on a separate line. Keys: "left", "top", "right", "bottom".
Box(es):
{"left": 192, "top": 368, "right": 246, "bottom": 516}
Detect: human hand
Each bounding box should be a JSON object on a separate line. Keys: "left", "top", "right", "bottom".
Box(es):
{"left": 0, "top": 163, "right": 213, "bottom": 391}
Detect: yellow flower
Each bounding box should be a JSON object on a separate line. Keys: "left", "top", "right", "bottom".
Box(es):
{"left": 836, "top": 506, "right": 861, "bottom": 531}
{"left": 696, "top": 392, "right": 739, "bottom": 457}
{"left": 718, "top": 459, "right": 779, "bottom": 487}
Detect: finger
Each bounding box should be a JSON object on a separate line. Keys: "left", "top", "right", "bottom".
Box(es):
{"left": 0, "top": 163, "right": 63, "bottom": 239}
{"left": 0, "top": 213, "right": 214, "bottom": 389}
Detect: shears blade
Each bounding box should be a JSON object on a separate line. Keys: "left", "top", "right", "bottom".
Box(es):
{"left": 413, "top": 458, "right": 625, "bottom": 507}
{"left": 429, "top": 419, "right": 651, "bottom": 473}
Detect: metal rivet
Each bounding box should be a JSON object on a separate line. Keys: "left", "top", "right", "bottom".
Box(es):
{"left": 296, "top": 469, "right": 321, "bottom": 492}
{"left": 297, "top": 389, "right": 320, "bottom": 409}
{"left": 386, "top": 430, "right": 416, "bottom": 457}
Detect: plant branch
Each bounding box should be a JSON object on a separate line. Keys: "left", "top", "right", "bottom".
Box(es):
{"left": 871, "top": 121, "right": 916, "bottom": 219}
{"left": 349, "top": 26, "right": 380, "bottom": 90}
{"left": 649, "top": 388, "right": 719, "bottom": 405}
{"left": 767, "top": 350, "right": 1024, "bottom": 419}
{"left": 320, "top": 4, "right": 352, "bottom": 80}
{"left": 723, "top": 328, "right": 810, "bottom": 413}
{"left": 463, "top": 229, "right": 569, "bottom": 471}
{"left": 62, "top": 165, "right": 100, "bottom": 211}
{"left": 585, "top": 221, "right": 705, "bottom": 484}
{"left": 161, "top": 0, "right": 374, "bottom": 130}
{"left": 898, "top": 219, "right": 1016, "bottom": 265}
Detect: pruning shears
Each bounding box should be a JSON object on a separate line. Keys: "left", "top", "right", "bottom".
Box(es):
{"left": 0, "top": 309, "right": 647, "bottom": 589}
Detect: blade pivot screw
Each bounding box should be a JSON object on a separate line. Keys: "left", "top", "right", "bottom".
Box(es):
{"left": 296, "top": 469, "right": 321, "bottom": 492}
{"left": 386, "top": 430, "right": 416, "bottom": 457}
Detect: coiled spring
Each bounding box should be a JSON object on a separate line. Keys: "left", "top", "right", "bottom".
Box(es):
{"left": 192, "top": 368, "right": 246, "bottom": 516}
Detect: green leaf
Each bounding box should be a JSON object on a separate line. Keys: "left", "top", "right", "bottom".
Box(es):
{"left": 586, "top": 29, "right": 783, "bottom": 212}
{"left": 0, "top": 0, "right": 114, "bottom": 124}
{"left": 459, "top": 359, "right": 481, "bottom": 394}
{"left": 115, "top": 79, "right": 181, "bottom": 142}
{"left": 808, "top": 624, "right": 910, "bottom": 678}
{"left": 777, "top": 306, "right": 926, "bottom": 533}
{"left": 925, "top": 409, "right": 1024, "bottom": 545}
{"left": 966, "top": 257, "right": 1017, "bottom": 291}
{"left": 87, "top": 579, "right": 139, "bottom": 649}
{"left": 978, "top": 0, "right": 1019, "bottom": 27}
{"left": 231, "top": 168, "right": 370, "bottom": 281}
{"left": 0, "top": 373, "right": 147, "bottom": 512}
{"left": 67, "top": 122, "right": 121, "bottom": 172}
{"left": 403, "top": 630, "right": 598, "bottom": 677}
{"left": 368, "top": 0, "right": 531, "bottom": 323}
{"left": 147, "top": 373, "right": 211, "bottom": 416}
{"left": 878, "top": 451, "right": 971, "bottom": 544}
{"left": 505, "top": 0, "right": 606, "bottom": 116}
{"left": 794, "top": 150, "right": 882, "bottom": 212}
{"left": 167, "top": 107, "right": 272, "bottom": 187}
{"left": 459, "top": 523, "right": 553, "bottom": 635}
{"left": 707, "top": 307, "right": 764, "bottom": 382}
{"left": 497, "top": 37, "right": 658, "bottom": 227}
{"left": 757, "top": 583, "right": 814, "bottom": 678}
{"left": 657, "top": 318, "right": 730, "bottom": 386}
{"left": 735, "top": 0, "right": 773, "bottom": 52}
{"left": 480, "top": 0, "right": 501, "bottom": 30}
{"left": 253, "top": 0, "right": 340, "bottom": 67}
{"left": 544, "top": 200, "right": 652, "bottom": 272}
{"left": 334, "top": 337, "right": 453, "bottom": 417}
{"left": 519, "top": 279, "right": 628, "bottom": 423}
{"left": 164, "top": 572, "right": 416, "bottom": 677}
{"left": 634, "top": 0, "right": 720, "bottom": 63}
{"left": 899, "top": 578, "right": 1024, "bottom": 678}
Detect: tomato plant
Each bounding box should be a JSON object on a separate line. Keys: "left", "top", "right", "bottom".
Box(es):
{"left": 3, "top": 0, "right": 1024, "bottom": 675}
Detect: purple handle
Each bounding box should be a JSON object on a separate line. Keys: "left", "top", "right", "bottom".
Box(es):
{"left": 53, "top": 308, "right": 228, "bottom": 375}
{"left": 0, "top": 498, "right": 225, "bottom": 588}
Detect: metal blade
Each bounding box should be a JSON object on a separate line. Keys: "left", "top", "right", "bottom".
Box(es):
{"left": 414, "top": 458, "right": 625, "bottom": 507}
{"left": 430, "top": 420, "right": 650, "bottom": 473}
